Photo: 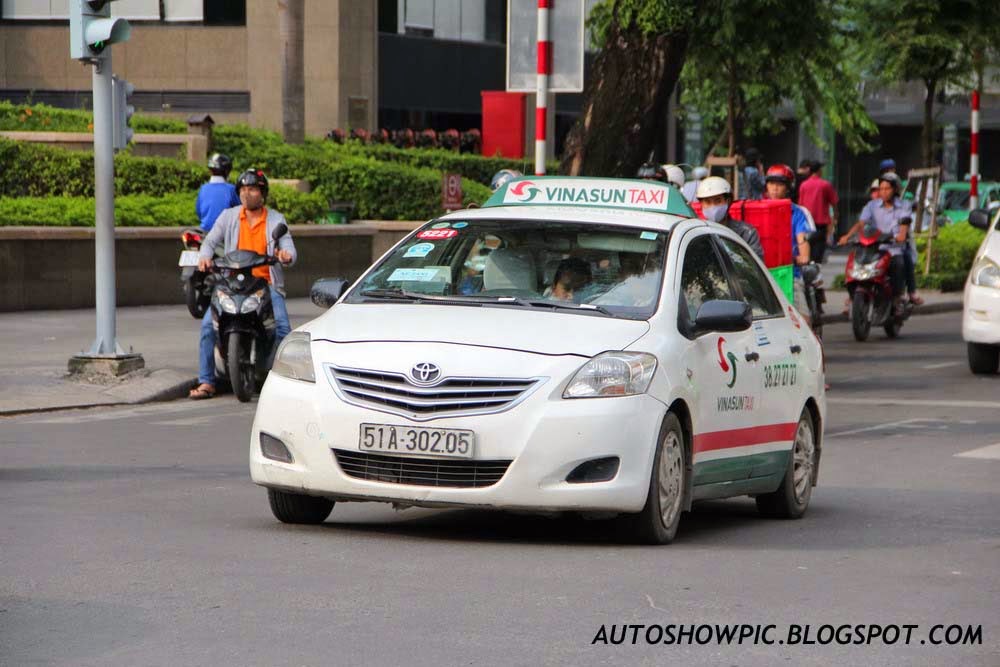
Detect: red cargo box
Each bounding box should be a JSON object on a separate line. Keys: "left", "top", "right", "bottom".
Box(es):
{"left": 691, "top": 199, "right": 792, "bottom": 269}
{"left": 481, "top": 91, "right": 525, "bottom": 159}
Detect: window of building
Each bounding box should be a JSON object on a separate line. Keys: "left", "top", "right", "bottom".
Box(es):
{"left": 377, "top": 0, "right": 397, "bottom": 33}
{"left": 2, "top": 0, "right": 69, "bottom": 19}
{"left": 203, "top": 0, "right": 244, "bottom": 26}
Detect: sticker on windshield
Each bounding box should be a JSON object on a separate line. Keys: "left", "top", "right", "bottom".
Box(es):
{"left": 431, "top": 222, "right": 451, "bottom": 229}
{"left": 417, "top": 229, "right": 458, "bottom": 240}
{"left": 452, "top": 222, "right": 469, "bottom": 229}
{"left": 640, "top": 231, "right": 658, "bottom": 241}
{"left": 388, "top": 268, "right": 442, "bottom": 282}
{"left": 404, "top": 243, "right": 435, "bottom": 258}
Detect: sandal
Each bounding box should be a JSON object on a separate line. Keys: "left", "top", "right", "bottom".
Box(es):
{"left": 909, "top": 293, "right": 925, "bottom": 306}
{"left": 188, "top": 383, "right": 216, "bottom": 400}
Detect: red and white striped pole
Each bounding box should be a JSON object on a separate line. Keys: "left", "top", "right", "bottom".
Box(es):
{"left": 535, "top": 0, "right": 551, "bottom": 176}
{"left": 970, "top": 89, "right": 980, "bottom": 210}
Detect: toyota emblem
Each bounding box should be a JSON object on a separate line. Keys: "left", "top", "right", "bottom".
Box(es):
{"left": 410, "top": 362, "right": 441, "bottom": 385}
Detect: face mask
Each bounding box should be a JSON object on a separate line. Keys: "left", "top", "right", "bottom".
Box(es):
{"left": 703, "top": 204, "right": 728, "bottom": 223}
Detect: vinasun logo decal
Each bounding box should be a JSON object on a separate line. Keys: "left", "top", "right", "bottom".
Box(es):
{"left": 717, "top": 337, "right": 738, "bottom": 388}
{"left": 508, "top": 180, "right": 540, "bottom": 202}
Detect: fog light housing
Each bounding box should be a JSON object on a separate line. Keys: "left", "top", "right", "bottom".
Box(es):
{"left": 260, "top": 432, "right": 294, "bottom": 463}
{"left": 566, "top": 456, "right": 620, "bottom": 483}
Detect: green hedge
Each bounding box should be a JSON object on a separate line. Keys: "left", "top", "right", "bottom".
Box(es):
{"left": 916, "top": 222, "right": 986, "bottom": 275}
{"left": 0, "top": 101, "right": 187, "bottom": 134}
{"left": 0, "top": 138, "right": 205, "bottom": 197}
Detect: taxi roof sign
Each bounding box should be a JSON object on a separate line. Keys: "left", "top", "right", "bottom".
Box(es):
{"left": 484, "top": 176, "right": 695, "bottom": 218}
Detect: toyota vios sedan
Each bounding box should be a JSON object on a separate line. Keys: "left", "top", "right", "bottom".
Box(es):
{"left": 964, "top": 207, "right": 1000, "bottom": 374}
{"left": 250, "top": 177, "right": 825, "bottom": 544}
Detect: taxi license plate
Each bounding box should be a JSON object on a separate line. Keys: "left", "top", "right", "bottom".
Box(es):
{"left": 359, "top": 423, "right": 475, "bottom": 459}
{"left": 178, "top": 250, "right": 201, "bottom": 267}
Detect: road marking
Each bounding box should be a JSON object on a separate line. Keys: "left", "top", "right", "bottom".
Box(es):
{"left": 828, "top": 397, "right": 1000, "bottom": 409}
{"left": 827, "top": 418, "right": 945, "bottom": 439}
{"left": 922, "top": 361, "right": 960, "bottom": 370}
{"left": 955, "top": 443, "right": 1000, "bottom": 460}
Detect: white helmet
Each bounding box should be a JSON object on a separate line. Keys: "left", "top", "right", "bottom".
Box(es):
{"left": 696, "top": 175, "right": 732, "bottom": 199}
{"left": 692, "top": 166, "right": 709, "bottom": 180}
{"left": 661, "top": 164, "right": 685, "bottom": 189}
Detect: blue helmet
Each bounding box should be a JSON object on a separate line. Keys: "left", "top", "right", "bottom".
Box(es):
{"left": 879, "top": 158, "right": 897, "bottom": 172}
{"left": 490, "top": 169, "right": 522, "bottom": 192}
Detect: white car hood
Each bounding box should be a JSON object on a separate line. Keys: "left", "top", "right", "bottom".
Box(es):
{"left": 306, "top": 303, "right": 650, "bottom": 357}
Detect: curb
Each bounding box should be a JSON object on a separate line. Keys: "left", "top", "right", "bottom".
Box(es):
{"left": 0, "top": 370, "right": 195, "bottom": 417}
{"left": 820, "top": 300, "right": 962, "bottom": 325}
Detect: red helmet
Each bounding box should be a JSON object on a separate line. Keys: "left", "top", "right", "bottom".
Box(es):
{"left": 765, "top": 164, "right": 795, "bottom": 185}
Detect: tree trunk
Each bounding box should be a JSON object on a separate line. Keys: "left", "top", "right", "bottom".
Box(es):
{"left": 727, "top": 67, "right": 737, "bottom": 156}
{"left": 921, "top": 78, "right": 936, "bottom": 167}
{"left": 280, "top": 0, "right": 305, "bottom": 144}
{"left": 559, "top": 11, "right": 689, "bottom": 176}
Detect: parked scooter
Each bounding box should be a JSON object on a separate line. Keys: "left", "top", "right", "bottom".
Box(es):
{"left": 178, "top": 227, "right": 211, "bottom": 319}
{"left": 207, "top": 223, "right": 288, "bottom": 402}
{"left": 844, "top": 224, "right": 912, "bottom": 341}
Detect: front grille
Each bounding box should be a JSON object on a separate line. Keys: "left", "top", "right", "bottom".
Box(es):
{"left": 333, "top": 449, "right": 512, "bottom": 488}
{"left": 327, "top": 365, "right": 542, "bottom": 421}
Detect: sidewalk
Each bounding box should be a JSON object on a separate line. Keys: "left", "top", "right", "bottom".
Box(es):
{"left": 0, "top": 291, "right": 964, "bottom": 416}
{"left": 0, "top": 298, "right": 320, "bottom": 416}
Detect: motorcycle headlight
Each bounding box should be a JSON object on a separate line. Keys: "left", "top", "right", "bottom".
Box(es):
{"left": 240, "top": 296, "right": 261, "bottom": 314}
{"left": 271, "top": 332, "right": 315, "bottom": 383}
{"left": 563, "top": 351, "right": 657, "bottom": 399}
{"left": 216, "top": 291, "right": 237, "bottom": 314}
{"left": 971, "top": 258, "right": 1000, "bottom": 289}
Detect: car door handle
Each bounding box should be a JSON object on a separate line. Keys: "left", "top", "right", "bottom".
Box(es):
{"left": 745, "top": 351, "right": 759, "bottom": 362}
{"left": 790, "top": 344, "right": 802, "bottom": 354}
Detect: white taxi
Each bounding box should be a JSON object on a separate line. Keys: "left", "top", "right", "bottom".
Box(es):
{"left": 250, "top": 177, "right": 825, "bottom": 544}
{"left": 964, "top": 207, "right": 1000, "bottom": 374}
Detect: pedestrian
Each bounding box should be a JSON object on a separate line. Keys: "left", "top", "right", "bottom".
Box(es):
{"left": 696, "top": 176, "right": 764, "bottom": 259}
{"left": 797, "top": 159, "right": 838, "bottom": 263}
{"left": 795, "top": 159, "right": 812, "bottom": 193}
{"left": 742, "top": 148, "right": 765, "bottom": 200}
{"left": 196, "top": 153, "right": 240, "bottom": 233}
{"left": 189, "top": 169, "right": 297, "bottom": 400}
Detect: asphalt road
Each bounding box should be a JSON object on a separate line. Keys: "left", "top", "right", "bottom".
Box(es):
{"left": 2, "top": 312, "right": 998, "bottom": 666}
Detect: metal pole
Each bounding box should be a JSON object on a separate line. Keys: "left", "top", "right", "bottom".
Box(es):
{"left": 970, "top": 89, "right": 980, "bottom": 210}
{"left": 90, "top": 54, "right": 119, "bottom": 356}
{"left": 534, "top": 0, "right": 550, "bottom": 175}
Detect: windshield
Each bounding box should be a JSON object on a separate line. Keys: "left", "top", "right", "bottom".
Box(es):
{"left": 345, "top": 219, "right": 669, "bottom": 320}
{"left": 940, "top": 189, "right": 970, "bottom": 210}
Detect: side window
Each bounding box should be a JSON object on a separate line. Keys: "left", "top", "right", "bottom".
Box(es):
{"left": 717, "top": 237, "right": 784, "bottom": 318}
{"left": 679, "top": 235, "right": 735, "bottom": 323}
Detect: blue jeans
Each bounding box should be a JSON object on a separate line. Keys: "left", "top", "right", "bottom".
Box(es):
{"left": 198, "top": 286, "right": 291, "bottom": 385}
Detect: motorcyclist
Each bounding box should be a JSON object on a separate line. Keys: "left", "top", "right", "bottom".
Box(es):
{"left": 636, "top": 162, "right": 665, "bottom": 182}
{"left": 764, "top": 164, "right": 815, "bottom": 322}
{"left": 838, "top": 173, "right": 910, "bottom": 314}
{"left": 490, "top": 169, "right": 522, "bottom": 192}
{"left": 660, "top": 164, "right": 685, "bottom": 190}
{"left": 682, "top": 166, "right": 709, "bottom": 204}
{"left": 196, "top": 153, "right": 240, "bottom": 233}
{"left": 696, "top": 176, "right": 764, "bottom": 259}
{"left": 189, "top": 169, "right": 297, "bottom": 400}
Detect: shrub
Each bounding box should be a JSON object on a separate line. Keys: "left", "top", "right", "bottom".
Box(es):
{"left": 0, "top": 101, "right": 186, "bottom": 134}
{"left": 268, "top": 184, "right": 328, "bottom": 223}
{"left": 916, "top": 222, "right": 986, "bottom": 275}
{"left": 0, "top": 192, "right": 195, "bottom": 227}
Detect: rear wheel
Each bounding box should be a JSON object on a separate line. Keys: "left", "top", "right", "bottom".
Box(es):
{"left": 267, "top": 488, "right": 334, "bottom": 524}
{"left": 851, "top": 291, "right": 871, "bottom": 341}
{"left": 625, "top": 413, "right": 686, "bottom": 545}
{"left": 227, "top": 332, "right": 254, "bottom": 402}
{"left": 968, "top": 342, "right": 1000, "bottom": 374}
{"left": 184, "top": 275, "right": 208, "bottom": 319}
{"left": 756, "top": 408, "right": 816, "bottom": 519}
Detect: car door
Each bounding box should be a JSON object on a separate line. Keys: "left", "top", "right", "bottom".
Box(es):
{"left": 715, "top": 236, "right": 805, "bottom": 479}
{"left": 675, "top": 230, "right": 764, "bottom": 486}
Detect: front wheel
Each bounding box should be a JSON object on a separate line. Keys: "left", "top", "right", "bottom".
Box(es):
{"left": 624, "top": 413, "right": 687, "bottom": 545}
{"left": 756, "top": 408, "right": 816, "bottom": 519}
{"left": 184, "top": 275, "right": 208, "bottom": 319}
{"left": 227, "top": 332, "right": 254, "bottom": 402}
{"left": 968, "top": 342, "right": 1000, "bottom": 374}
{"left": 851, "top": 290, "right": 871, "bottom": 342}
{"left": 267, "top": 488, "right": 335, "bottom": 524}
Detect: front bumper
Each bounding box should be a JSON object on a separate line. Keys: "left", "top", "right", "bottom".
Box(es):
{"left": 963, "top": 282, "right": 1000, "bottom": 345}
{"left": 249, "top": 348, "right": 667, "bottom": 514}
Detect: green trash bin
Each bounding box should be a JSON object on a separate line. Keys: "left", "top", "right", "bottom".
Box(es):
{"left": 321, "top": 201, "right": 355, "bottom": 225}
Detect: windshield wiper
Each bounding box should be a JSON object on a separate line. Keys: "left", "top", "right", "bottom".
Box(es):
{"left": 359, "top": 288, "right": 484, "bottom": 307}
{"left": 496, "top": 297, "right": 615, "bottom": 317}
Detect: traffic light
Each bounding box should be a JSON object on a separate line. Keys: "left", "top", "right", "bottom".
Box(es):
{"left": 70, "top": 0, "right": 131, "bottom": 61}
{"left": 112, "top": 76, "right": 135, "bottom": 150}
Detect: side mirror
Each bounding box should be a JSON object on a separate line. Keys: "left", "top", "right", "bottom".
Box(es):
{"left": 968, "top": 208, "right": 991, "bottom": 230}
{"left": 694, "top": 300, "right": 753, "bottom": 333}
{"left": 310, "top": 278, "right": 350, "bottom": 308}
{"left": 272, "top": 222, "right": 288, "bottom": 240}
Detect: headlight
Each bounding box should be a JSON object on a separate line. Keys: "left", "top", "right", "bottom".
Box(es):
{"left": 563, "top": 351, "right": 657, "bottom": 398}
{"left": 849, "top": 262, "right": 881, "bottom": 281}
{"left": 971, "top": 257, "right": 1000, "bottom": 289}
{"left": 271, "top": 332, "right": 315, "bottom": 382}
{"left": 240, "top": 296, "right": 260, "bottom": 313}
{"left": 217, "top": 292, "right": 237, "bottom": 314}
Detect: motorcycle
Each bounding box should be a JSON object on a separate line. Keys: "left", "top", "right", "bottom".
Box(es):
{"left": 178, "top": 227, "right": 212, "bottom": 319}
{"left": 844, "top": 224, "right": 912, "bottom": 341}
{"left": 208, "top": 222, "right": 288, "bottom": 402}
{"left": 800, "top": 260, "right": 825, "bottom": 340}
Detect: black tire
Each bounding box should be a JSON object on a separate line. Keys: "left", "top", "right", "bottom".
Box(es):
{"left": 624, "top": 413, "right": 687, "bottom": 545}
{"left": 184, "top": 276, "right": 207, "bottom": 319}
{"left": 267, "top": 488, "right": 335, "bottom": 524}
{"left": 757, "top": 408, "right": 816, "bottom": 519}
{"left": 968, "top": 342, "right": 1000, "bottom": 375}
{"left": 884, "top": 319, "right": 900, "bottom": 338}
{"left": 851, "top": 291, "right": 871, "bottom": 342}
{"left": 227, "top": 332, "right": 254, "bottom": 403}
